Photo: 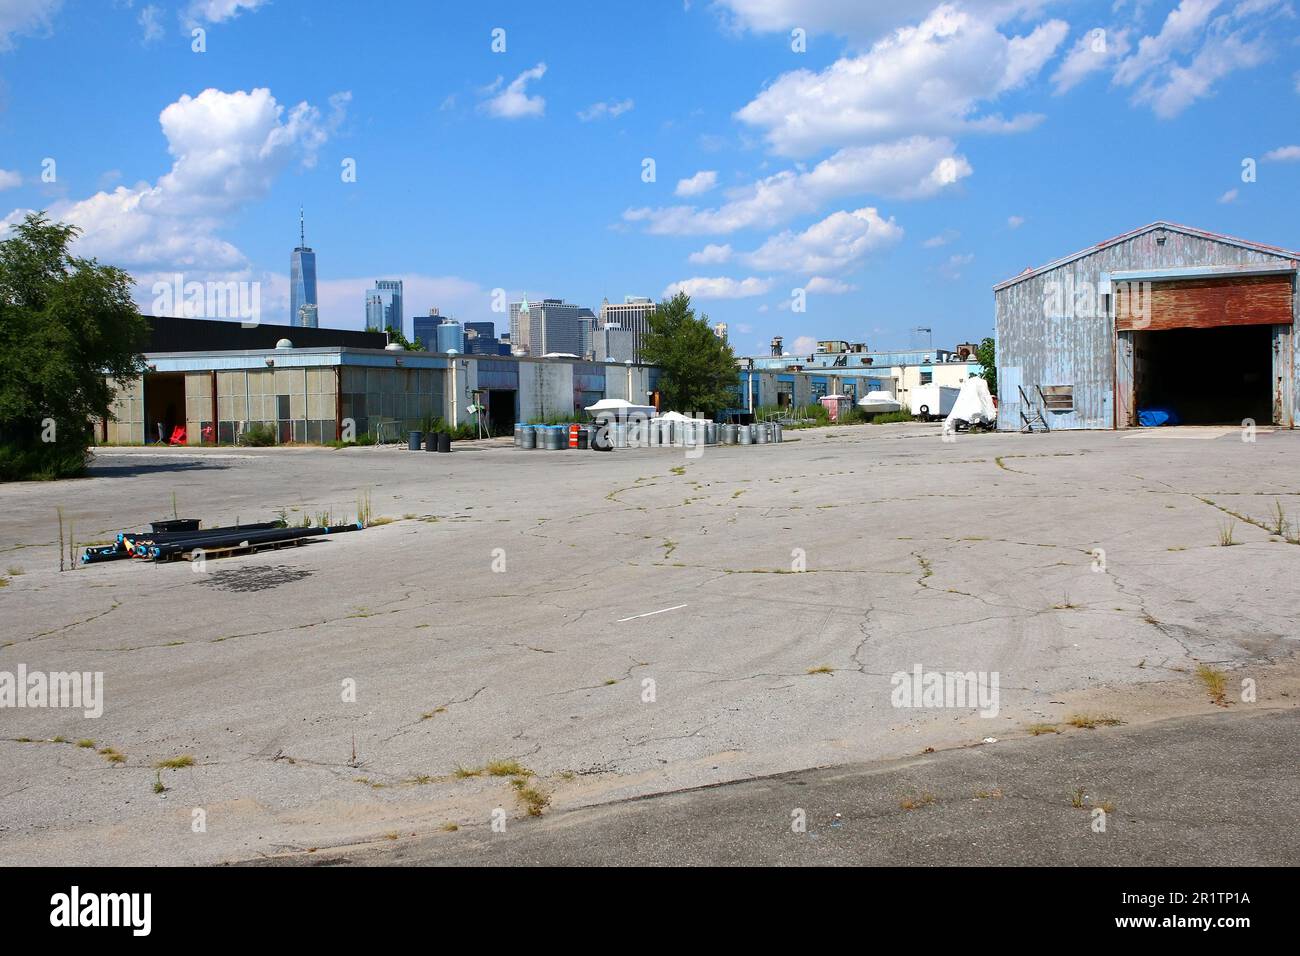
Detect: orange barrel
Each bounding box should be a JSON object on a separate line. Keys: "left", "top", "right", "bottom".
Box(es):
{"left": 568, "top": 423, "right": 580, "bottom": 448}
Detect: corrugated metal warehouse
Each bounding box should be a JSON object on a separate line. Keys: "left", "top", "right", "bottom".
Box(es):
{"left": 994, "top": 222, "right": 1299, "bottom": 430}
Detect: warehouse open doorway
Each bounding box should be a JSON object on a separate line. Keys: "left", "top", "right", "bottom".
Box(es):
{"left": 486, "top": 389, "right": 516, "bottom": 436}
{"left": 1133, "top": 325, "right": 1272, "bottom": 425}
{"left": 143, "top": 372, "right": 186, "bottom": 443}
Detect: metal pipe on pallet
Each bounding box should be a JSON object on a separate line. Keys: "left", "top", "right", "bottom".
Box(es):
{"left": 147, "top": 523, "right": 362, "bottom": 561}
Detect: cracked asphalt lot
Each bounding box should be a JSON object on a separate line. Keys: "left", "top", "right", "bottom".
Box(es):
{"left": 1, "top": 423, "right": 1297, "bottom": 864}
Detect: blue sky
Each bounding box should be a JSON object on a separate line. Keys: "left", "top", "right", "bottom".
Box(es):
{"left": 2, "top": 0, "right": 1298, "bottom": 354}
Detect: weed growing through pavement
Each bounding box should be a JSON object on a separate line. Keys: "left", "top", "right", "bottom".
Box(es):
{"left": 1066, "top": 714, "right": 1124, "bottom": 729}
{"left": 900, "top": 791, "right": 936, "bottom": 811}
{"left": 1195, "top": 663, "right": 1229, "bottom": 706}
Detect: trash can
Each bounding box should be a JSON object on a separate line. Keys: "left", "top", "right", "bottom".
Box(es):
{"left": 425, "top": 431, "right": 438, "bottom": 451}
{"left": 520, "top": 425, "right": 536, "bottom": 449}
{"left": 722, "top": 423, "right": 737, "bottom": 445}
{"left": 437, "top": 432, "right": 451, "bottom": 453}
{"left": 773, "top": 422, "right": 783, "bottom": 443}
{"left": 738, "top": 423, "right": 752, "bottom": 445}
{"left": 755, "top": 423, "right": 769, "bottom": 444}
{"left": 576, "top": 426, "right": 589, "bottom": 450}
{"left": 705, "top": 422, "right": 718, "bottom": 445}
{"left": 409, "top": 431, "right": 423, "bottom": 451}
{"left": 513, "top": 423, "right": 524, "bottom": 447}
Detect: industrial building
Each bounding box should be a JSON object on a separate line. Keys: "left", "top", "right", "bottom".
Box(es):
{"left": 100, "top": 317, "right": 656, "bottom": 445}
{"left": 734, "top": 346, "right": 979, "bottom": 413}
{"left": 994, "top": 222, "right": 1299, "bottom": 430}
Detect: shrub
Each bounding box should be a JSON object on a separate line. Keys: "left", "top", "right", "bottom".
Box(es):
{"left": 241, "top": 423, "right": 276, "bottom": 447}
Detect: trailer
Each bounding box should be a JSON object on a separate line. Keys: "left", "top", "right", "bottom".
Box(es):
{"left": 908, "top": 385, "right": 959, "bottom": 421}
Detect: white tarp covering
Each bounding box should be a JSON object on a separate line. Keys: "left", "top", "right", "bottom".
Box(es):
{"left": 943, "top": 376, "right": 995, "bottom": 432}
{"left": 584, "top": 399, "right": 657, "bottom": 419}
{"left": 658, "top": 410, "right": 713, "bottom": 424}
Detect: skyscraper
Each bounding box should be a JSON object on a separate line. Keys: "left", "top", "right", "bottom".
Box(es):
{"left": 413, "top": 308, "right": 440, "bottom": 350}
{"left": 600, "top": 296, "right": 655, "bottom": 361}
{"left": 365, "top": 279, "right": 404, "bottom": 334}
{"left": 290, "top": 207, "right": 318, "bottom": 328}
{"left": 509, "top": 297, "right": 582, "bottom": 356}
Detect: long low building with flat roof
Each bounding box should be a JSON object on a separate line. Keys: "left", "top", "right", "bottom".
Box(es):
{"left": 101, "top": 317, "right": 658, "bottom": 445}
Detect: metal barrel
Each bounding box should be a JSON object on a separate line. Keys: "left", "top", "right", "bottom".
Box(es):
{"left": 738, "top": 423, "right": 753, "bottom": 445}
{"left": 722, "top": 423, "right": 737, "bottom": 444}
{"left": 576, "top": 425, "right": 589, "bottom": 449}
{"left": 773, "top": 422, "right": 783, "bottom": 443}
{"left": 756, "top": 422, "right": 770, "bottom": 443}
{"left": 513, "top": 423, "right": 524, "bottom": 447}
{"left": 705, "top": 422, "right": 718, "bottom": 445}
{"left": 520, "top": 425, "right": 536, "bottom": 449}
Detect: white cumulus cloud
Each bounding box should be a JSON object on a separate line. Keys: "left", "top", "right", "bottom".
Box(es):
{"left": 625, "top": 136, "right": 970, "bottom": 236}
{"left": 675, "top": 170, "right": 718, "bottom": 197}
{"left": 482, "top": 63, "right": 547, "bottom": 119}
{"left": 0, "top": 0, "right": 61, "bottom": 51}
{"left": 3, "top": 87, "right": 349, "bottom": 278}
{"left": 739, "top": 207, "right": 902, "bottom": 274}
{"left": 1264, "top": 145, "right": 1300, "bottom": 162}
{"left": 577, "top": 98, "right": 634, "bottom": 121}
{"left": 733, "top": 4, "right": 1066, "bottom": 157}
{"left": 688, "top": 243, "right": 733, "bottom": 264}
{"left": 662, "top": 276, "right": 773, "bottom": 299}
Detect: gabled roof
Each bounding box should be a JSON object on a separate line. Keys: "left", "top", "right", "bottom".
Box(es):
{"left": 993, "top": 221, "right": 1300, "bottom": 292}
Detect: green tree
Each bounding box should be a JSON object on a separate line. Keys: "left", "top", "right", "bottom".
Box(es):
{"left": 976, "top": 336, "right": 996, "bottom": 396}
{"left": 638, "top": 292, "right": 738, "bottom": 417}
{"left": 0, "top": 212, "right": 148, "bottom": 480}
{"left": 385, "top": 324, "right": 423, "bottom": 351}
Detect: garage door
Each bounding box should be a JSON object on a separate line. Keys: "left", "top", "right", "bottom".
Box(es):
{"left": 1115, "top": 273, "right": 1293, "bottom": 331}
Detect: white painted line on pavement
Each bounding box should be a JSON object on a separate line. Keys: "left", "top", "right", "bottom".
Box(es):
{"left": 617, "top": 604, "right": 688, "bottom": 623}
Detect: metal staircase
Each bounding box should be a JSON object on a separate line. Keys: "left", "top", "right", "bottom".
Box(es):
{"left": 1019, "top": 385, "right": 1051, "bottom": 433}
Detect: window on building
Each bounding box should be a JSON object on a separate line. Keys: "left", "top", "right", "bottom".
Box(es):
{"left": 920, "top": 370, "right": 932, "bottom": 385}
{"left": 1040, "top": 385, "right": 1074, "bottom": 412}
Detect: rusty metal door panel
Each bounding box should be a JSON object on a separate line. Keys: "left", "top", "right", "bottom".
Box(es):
{"left": 1114, "top": 331, "right": 1135, "bottom": 428}
{"left": 1273, "top": 325, "right": 1294, "bottom": 427}
{"left": 1117, "top": 274, "right": 1293, "bottom": 331}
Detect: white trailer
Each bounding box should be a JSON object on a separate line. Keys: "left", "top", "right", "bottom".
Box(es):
{"left": 908, "top": 384, "right": 959, "bottom": 421}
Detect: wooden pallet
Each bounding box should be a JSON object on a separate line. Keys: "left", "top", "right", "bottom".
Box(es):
{"left": 168, "top": 537, "right": 313, "bottom": 562}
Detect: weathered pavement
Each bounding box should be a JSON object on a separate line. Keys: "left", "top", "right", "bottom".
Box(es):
{"left": 268, "top": 708, "right": 1300, "bottom": 866}
{"left": 1, "top": 423, "right": 1297, "bottom": 864}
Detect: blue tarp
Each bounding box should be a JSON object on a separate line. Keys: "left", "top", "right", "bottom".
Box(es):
{"left": 1138, "top": 407, "right": 1181, "bottom": 427}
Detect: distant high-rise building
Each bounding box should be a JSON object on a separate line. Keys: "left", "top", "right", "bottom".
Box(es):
{"left": 365, "top": 279, "right": 403, "bottom": 334}
{"left": 576, "top": 308, "right": 597, "bottom": 360}
{"left": 509, "top": 296, "right": 582, "bottom": 356}
{"left": 297, "top": 303, "right": 319, "bottom": 329}
{"left": 290, "top": 207, "right": 318, "bottom": 328}
{"left": 713, "top": 322, "right": 728, "bottom": 343}
{"left": 413, "top": 308, "right": 440, "bottom": 350}
{"left": 599, "top": 296, "right": 655, "bottom": 361}
{"left": 463, "top": 321, "right": 498, "bottom": 355}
